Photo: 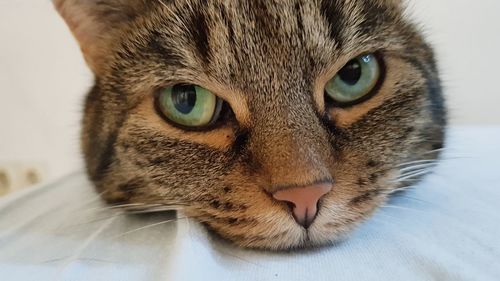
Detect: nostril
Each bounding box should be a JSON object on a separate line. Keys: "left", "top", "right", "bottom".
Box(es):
{"left": 273, "top": 183, "right": 332, "bottom": 228}
{"left": 284, "top": 201, "right": 296, "bottom": 211}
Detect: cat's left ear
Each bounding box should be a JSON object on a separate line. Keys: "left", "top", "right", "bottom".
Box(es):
{"left": 53, "top": 0, "right": 149, "bottom": 75}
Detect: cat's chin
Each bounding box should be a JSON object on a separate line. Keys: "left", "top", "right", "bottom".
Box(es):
{"left": 202, "top": 211, "right": 366, "bottom": 251}
{"left": 226, "top": 224, "right": 356, "bottom": 251}
{"left": 192, "top": 193, "right": 386, "bottom": 250}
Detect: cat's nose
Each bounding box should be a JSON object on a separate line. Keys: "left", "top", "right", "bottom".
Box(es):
{"left": 272, "top": 183, "right": 332, "bottom": 228}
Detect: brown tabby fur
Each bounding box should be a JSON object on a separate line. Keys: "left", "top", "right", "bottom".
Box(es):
{"left": 54, "top": 0, "right": 446, "bottom": 249}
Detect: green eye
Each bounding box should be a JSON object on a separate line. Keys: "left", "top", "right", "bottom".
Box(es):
{"left": 325, "top": 54, "right": 381, "bottom": 104}
{"left": 156, "top": 84, "right": 223, "bottom": 128}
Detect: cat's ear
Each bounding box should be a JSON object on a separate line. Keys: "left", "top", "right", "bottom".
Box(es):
{"left": 53, "top": 0, "right": 148, "bottom": 74}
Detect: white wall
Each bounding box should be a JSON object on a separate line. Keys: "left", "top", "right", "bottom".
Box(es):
{"left": 408, "top": 0, "right": 500, "bottom": 125}
{"left": 0, "top": 0, "right": 90, "bottom": 183}
{"left": 1, "top": 0, "right": 499, "bottom": 184}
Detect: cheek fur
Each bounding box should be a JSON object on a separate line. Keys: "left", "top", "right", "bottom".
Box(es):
{"left": 75, "top": 0, "right": 445, "bottom": 250}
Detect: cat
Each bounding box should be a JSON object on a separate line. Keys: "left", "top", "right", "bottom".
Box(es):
{"left": 54, "top": 0, "right": 446, "bottom": 250}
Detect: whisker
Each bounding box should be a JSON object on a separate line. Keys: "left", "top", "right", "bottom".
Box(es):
{"left": 397, "top": 159, "right": 438, "bottom": 167}
{"left": 81, "top": 201, "right": 188, "bottom": 214}
{"left": 392, "top": 194, "right": 436, "bottom": 205}
{"left": 394, "top": 169, "right": 432, "bottom": 182}
{"left": 58, "top": 216, "right": 117, "bottom": 276}
{"left": 386, "top": 185, "right": 416, "bottom": 194}
{"left": 217, "top": 249, "right": 263, "bottom": 267}
{"left": 422, "top": 148, "right": 447, "bottom": 155}
{"left": 61, "top": 191, "right": 108, "bottom": 218}
{"left": 76, "top": 191, "right": 108, "bottom": 208}
{"left": 82, "top": 203, "right": 156, "bottom": 213}
{"left": 395, "top": 154, "right": 467, "bottom": 170}
{"left": 373, "top": 158, "right": 439, "bottom": 178}
{"left": 56, "top": 205, "right": 185, "bottom": 233}
{"left": 124, "top": 206, "right": 185, "bottom": 213}
{"left": 399, "top": 166, "right": 434, "bottom": 177}
{"left": 371, "top": 212, "right": 403, "bottom": 223}
{"left": 54, "top": 211, "right": 128, "bottom": 232}
{"left": 380, "top": 205, "right": 424, "bottom": 212}
{"left": 42, "top": 257, "right": 116, "bottom": 265}
{"left": 398, "top": 163, "right": 437, "bottom": 173}
{"left": 109, "top": 217, "right": 188, "bottom": 239}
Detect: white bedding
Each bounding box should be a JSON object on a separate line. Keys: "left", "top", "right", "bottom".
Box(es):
{"left": 1, "top": 126, "right": 499, "bottom": 281}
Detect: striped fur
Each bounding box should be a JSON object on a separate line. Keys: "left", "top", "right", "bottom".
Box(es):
{"left": 55, "top": 0, "right": 446, "bottom": 249}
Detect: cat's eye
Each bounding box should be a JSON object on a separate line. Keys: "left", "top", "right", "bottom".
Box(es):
{"left": 156, "top": 84, "right": 223, "bottom": 128}
{"left": 325, "top": 54, "right": 381, "bottom": 105}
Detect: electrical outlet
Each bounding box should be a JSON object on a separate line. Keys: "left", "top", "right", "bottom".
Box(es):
{"left": 0, "top": 162, "right": 47, "bottom": 197}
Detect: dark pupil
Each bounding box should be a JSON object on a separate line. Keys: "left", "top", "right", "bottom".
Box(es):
{"left": 172, "top": 84, "right": 197, "bottom": 114}
{"left": 338, "top": 59, "right": 362, "bottom": 85}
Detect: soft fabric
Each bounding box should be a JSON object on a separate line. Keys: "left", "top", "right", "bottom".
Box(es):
{"left": 0, "top": 126, "right": 499, "bottom": 281}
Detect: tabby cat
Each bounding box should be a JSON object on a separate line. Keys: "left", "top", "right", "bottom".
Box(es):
{"left": 54, "top": 0, "right": 446, "bottom": 250}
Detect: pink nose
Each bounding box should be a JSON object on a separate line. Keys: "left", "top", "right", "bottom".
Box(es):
{"left": 273, "top": 183, "right": 332, "bottom": 228}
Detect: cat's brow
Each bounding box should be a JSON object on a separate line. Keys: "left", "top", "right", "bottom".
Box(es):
{"left": 199, "top": 80, "right": 252, "bottom": 127}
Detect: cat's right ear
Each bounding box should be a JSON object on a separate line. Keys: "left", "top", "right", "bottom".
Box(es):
{"left": 53, "top": 0, "right": 147, "bottom": 75}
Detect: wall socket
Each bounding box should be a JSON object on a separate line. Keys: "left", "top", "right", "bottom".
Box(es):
{"left": 0, "top": 162, "right": 47, "bottom": 197}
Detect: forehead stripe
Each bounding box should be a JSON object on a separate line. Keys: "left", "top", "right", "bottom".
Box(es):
{"left": 320, "top": 0, "right": 346, "bottom": 47}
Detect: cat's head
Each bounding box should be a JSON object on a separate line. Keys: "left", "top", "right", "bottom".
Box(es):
{"left": 55, "top": 0, "right": 446, "bottom": 250}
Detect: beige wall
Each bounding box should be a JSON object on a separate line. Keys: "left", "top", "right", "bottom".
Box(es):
{"left": 0, "top": 0, "right": 90, "bottom": 186}
{"left": 0, "top": 0, "right": 499, "bottom": 185}
{"left": 409, "top": 0, "right": 500, "bottom": 125}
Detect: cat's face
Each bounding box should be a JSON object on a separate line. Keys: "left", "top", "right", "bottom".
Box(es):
{"left": 56, "top": 0, "right": 445, "bottom": 249}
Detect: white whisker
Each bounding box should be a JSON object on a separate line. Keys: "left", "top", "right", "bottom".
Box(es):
{"left": 57, "top": 216, "right": 117, "bottom": 278}
{"left": 398, "top": 163, "right": 437, "bottom": 173}
{"left": 381, "top": 205, "right": 419, "bottom": 212}
{"left": 395, "top": 169, "right": 432, "bottom": 182}
{"left": 83, "top": 203, "right": 155, "bottom": 213}
{"left": 54, "top": 211, "right": 127, "bottom": 232}
{"left": 399, "top": 166, "right": 434, "bottom": 177}
{"left": 397, "top": 159, "right": 438, "bottom": 167}
{"left": 125, "top": 206, "right": 184, "bottom": 213}
{"left": 422, "top": 148, "right": 447, "bottom": 155}
{"left": 82, "top": 201, "right": 187, "bottom": 214}
{"left": 386, "top": 185, "right": 416, "bottom": 194}
{"left": 110, "top": 217, "right": 187, "bottom": 239}
{"left": 393, "top": 194, "right": 435, "bottom": 205}
{"left": 380, "top": 204, "right": 431, "bottom": 214}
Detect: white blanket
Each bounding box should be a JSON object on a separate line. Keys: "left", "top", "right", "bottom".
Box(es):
{"left": 1, "top": 127, "right": 499, "bottom": 281}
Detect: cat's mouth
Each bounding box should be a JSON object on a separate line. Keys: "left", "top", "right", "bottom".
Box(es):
{"left": 197, "top": 193, "right": 371, "bottom": 250}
